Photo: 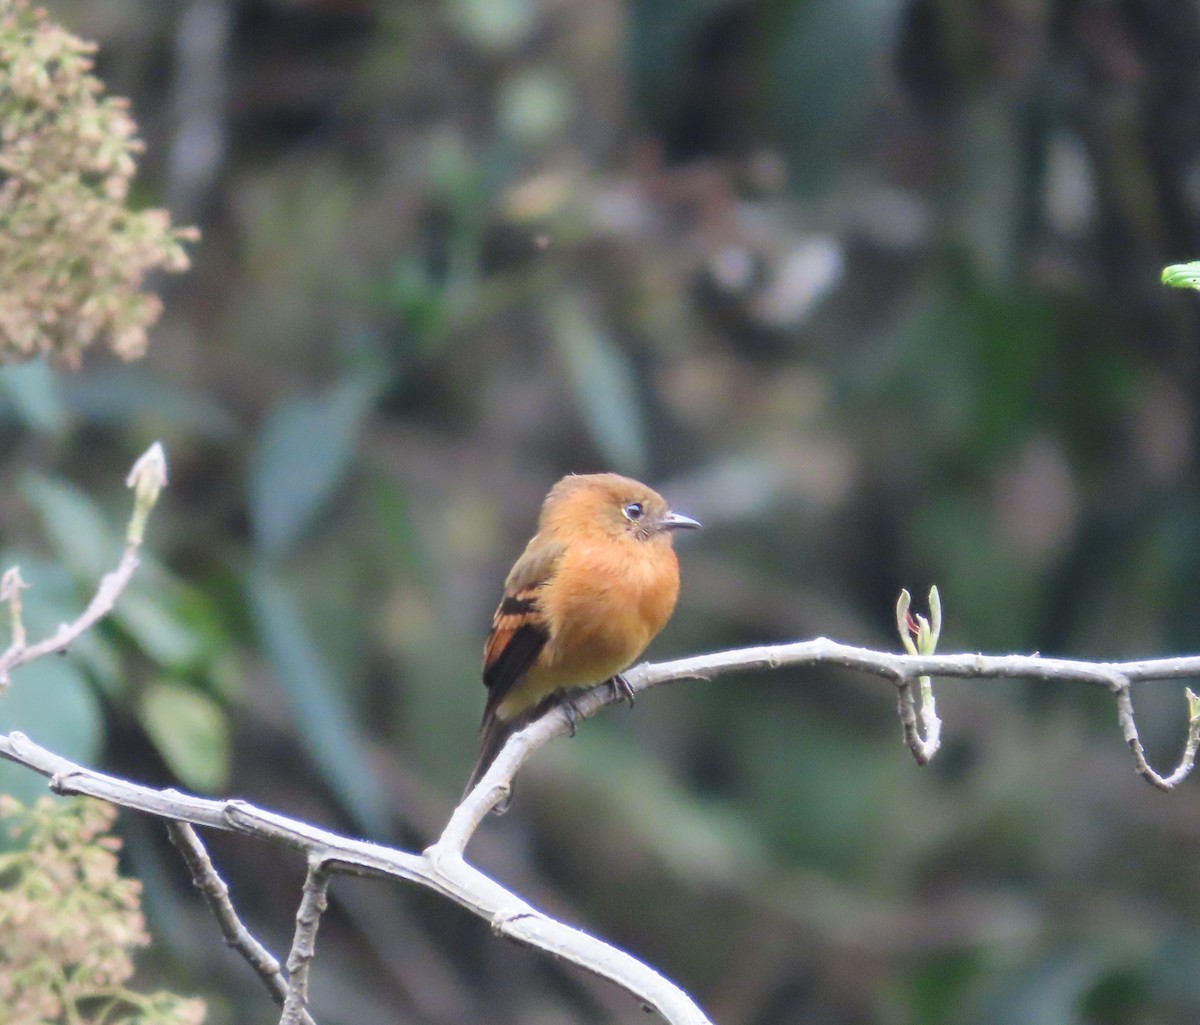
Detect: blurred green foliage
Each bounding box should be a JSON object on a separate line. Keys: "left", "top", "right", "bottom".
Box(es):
{"left": 4, "top": 0, "right": 1200, "bottom": 1023}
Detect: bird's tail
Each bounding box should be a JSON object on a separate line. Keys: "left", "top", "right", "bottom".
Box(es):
{"left": 462, "top": 710, "right": 532, "bottom": 813}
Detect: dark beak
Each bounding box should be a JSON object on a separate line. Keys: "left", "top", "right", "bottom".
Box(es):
{"left": 661, "top": 510, "right": 702, "bottom": 531}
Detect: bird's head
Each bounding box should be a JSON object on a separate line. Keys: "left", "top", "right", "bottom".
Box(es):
{"left": 541, "top": 473, "right": 701, "bottom": 543}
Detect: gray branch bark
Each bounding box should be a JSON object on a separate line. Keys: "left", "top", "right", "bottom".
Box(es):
{"left": 0, "top": 731, "right": 713, "bottom": 1025}
{"left": 4, "top": 448, "right": 1199, "bottom": 1023}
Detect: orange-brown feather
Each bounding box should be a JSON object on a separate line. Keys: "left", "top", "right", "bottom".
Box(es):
{"left": 465, "top": 473, "right": 694, "bottom": 803}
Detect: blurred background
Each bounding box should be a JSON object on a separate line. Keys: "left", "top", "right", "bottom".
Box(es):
{"left": 5, "top": 0, "right": 1200, "bottom": 1022}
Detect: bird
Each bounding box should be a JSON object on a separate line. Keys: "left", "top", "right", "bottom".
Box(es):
{"left": 463, "top": 472, "right": 700, "bottom": 806}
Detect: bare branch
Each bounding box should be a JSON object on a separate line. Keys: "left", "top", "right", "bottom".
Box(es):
{"left": 0, "top": 732, "right": 715, "bottom": 1025}
{"left": 1, "top": 567, "right": 29, "bottom": 652}
{"left": 281, "top": 856, "right": 332, "bottom": 1025}
{"left": 165, "top": 820, "right": 317, "bottom": 1025}
{"left": 0, "top": 541, "right": 141, "bottom": 692}
{"left": 895, "top": 680, "right": 937, "bottom": 765}
{"left": 1115, "top": 684, "right": 1200, "bottom": 791}
{"left": 446, "top": 637, "right": 1200, "bottom": 849}
{"left": 7, "top": 586, "right": 1200, "bottom": 1023}
{"left": 0, "top": 441, "right": 166, "bottom": 692}
{"left": 630, "top": 638, "right": 1200, "bottom": 690}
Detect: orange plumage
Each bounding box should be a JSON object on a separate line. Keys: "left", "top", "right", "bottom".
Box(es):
{"left": 464, "top": 473, "right": 700, "bottom": 802}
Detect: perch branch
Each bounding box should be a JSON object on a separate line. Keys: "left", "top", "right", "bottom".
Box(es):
{"left": 6, "top": 489, "right": 1200, "bottom": 1025}
{"left": 446, "top": 636, "right": 1200, "bottom": 838}
{"left": 7, "top": 629, "right": 1200, "bottom": 1022}
{"left": 0, "top": 732, "right": 714, "bottom": 1025}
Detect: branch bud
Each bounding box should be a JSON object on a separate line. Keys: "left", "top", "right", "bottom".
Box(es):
{"left": 1, "top": 565, "right": 28, "bottom": 649}
{"left": 125, "top": 442, "right": 168, "bottom": 544}
{"left": 927, "top": 585, "right": 942, "bottom": 650}
{"left": 1162, "top": 262, "right": 1200, "bottom": 291}
{"left": 0, "top": 566, "right": 27, "bottom": 603}
{"left": 897, "top": 586, "right": 942, "bottom": 656}
{"left": 896, "top": 589, "right": 917, "bottom": 655}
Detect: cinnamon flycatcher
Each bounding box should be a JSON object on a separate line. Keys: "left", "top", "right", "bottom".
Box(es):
{"left": 464, "top": 472, "right": 700, "bottom": 802}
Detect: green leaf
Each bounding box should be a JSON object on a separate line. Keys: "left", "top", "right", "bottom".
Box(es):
{"left": 247, "top": 567, "right": 390, "bottom": 835}
{"left": 248, "top": 373, "right": 380, "bottom": 558}
{"left": 58, "top": 366, "right": 237, "bottom": 439}
{"left": 1162, "top": 261, "right": 1200, "bottom": 291}
{"left": 114, "top": 590, "right": 206, "bottom": 671}
{"left": 20, "top": 474, "right": 116, "bottom": 580}
{"left": 450, "top": 0, "right": 535, "bottom": 51}
{"left": 497, "top": 68, "right": 571, "bottom": 143}
{"left": 138, "top": 680, "right": 230, "bottom": 793}
{"left": 563, "top": 731, "right": 766, "bottom": 884}
{"left": 379, "top": 256, "right": 448, "bottom": 342}
{"left": 0, "top": 358, "right": 66, "bottom": 434}
{"left": 0, "top": 658, "right": 103, "bottom": 805}
{"left": 548, "top": 292, "right": 648, "bottom": 475}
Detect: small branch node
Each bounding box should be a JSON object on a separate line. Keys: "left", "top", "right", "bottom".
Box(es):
{"left": 49, "top": 769, "right": 85, "bottom": 795}
{"left": 492, "top": 909, "right": 537, "bottom": 936}
{"left": 222, "top": 799, "right": 257, "bottom": 827}
{"left": 422, "top": 842, "right": 461, "bottom": 874}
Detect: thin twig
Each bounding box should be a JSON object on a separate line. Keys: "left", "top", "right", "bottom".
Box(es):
{"left": 165, "top": 820, "right": 317, "bottom": 1025}
{"left": 281, "top": 855, "right": 332, "bottom": 1025}
{"left": 0, "top": 442, "right": 166, "bottom": 692}
{"left": 1115, "top": 684, "right": 1200, "bottom": 790}
{"left": 0, "top": 541, "right": 142, "bottom": 691}
{"left": 893, "top": 678, "right": 942, "bottom": 765}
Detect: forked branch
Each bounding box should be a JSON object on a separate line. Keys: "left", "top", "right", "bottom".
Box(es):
{"left": 4, "top": 449, "right": 1200, "bottom": 1025}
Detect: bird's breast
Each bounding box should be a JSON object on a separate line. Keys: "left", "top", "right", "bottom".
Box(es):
{"left": 542, "top": 538, "right": 680, "bottom": 682}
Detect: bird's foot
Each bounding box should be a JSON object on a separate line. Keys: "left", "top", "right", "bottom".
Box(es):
{"left": 611, "top": 673, "right": 635, "bottom": 708}
{"left": 561, "top": 696, "right": 581, "bottom": 736}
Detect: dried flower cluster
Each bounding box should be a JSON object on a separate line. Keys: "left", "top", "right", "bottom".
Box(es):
{"left": 0, "top": 795, "right": 206, "bottom": 1025}
{"left": 0, "top": 0, "right": 197, "bottom": 366}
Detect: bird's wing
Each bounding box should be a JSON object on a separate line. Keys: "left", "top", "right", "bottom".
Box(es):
{"left": 480, "top": 538, "right": 565, "bottom": 721}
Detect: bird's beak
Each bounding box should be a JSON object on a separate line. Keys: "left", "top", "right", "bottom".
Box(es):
{"left": 661, "top": 510, "right": 702, "bottom": 531}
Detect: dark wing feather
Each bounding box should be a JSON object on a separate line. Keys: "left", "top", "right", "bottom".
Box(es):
{"left": 479, "top": 538, "right": 564, "bottom": 722}
{"left": 465, "top": 539, "right": 565, "bottom": 807}
{"left": 481, "top": 611, "right": 549, "bottom": 720}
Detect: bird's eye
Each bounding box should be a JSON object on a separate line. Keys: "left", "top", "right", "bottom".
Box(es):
{"left": 623, "top": 502, "right": 644, "bottom": 521}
